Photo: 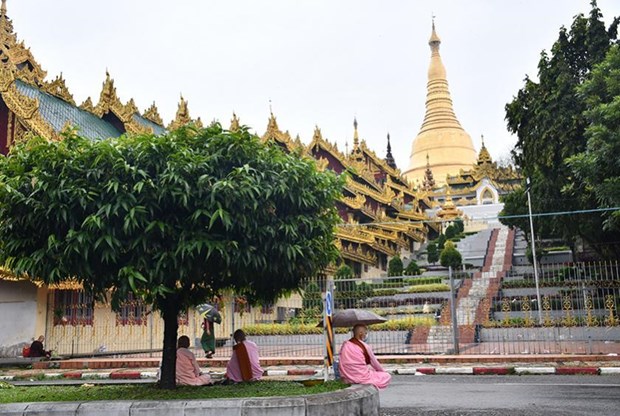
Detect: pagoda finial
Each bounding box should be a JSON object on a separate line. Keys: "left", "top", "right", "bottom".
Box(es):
{"left": 422, "top": 152, "right": 436, "bottom": 191}
{"left": 429, "top": 17, "right": 441, "bottom": 52}
{"left": 230, "top": 112, "right": 240, "bottom": 132}
{"left": 1, "top": 0, "right": 7, "bottom": 16}
{"left": 385, "top": 132, "right": 397, "bottom": 169}
{"left": 476, "top": 133, "right": 493, "bottom": 165}
{"left": 353, "top": 117, "right": 359, "bottom": 148}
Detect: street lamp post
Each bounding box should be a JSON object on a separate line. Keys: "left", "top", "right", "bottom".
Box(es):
{"left": 526, "top": 177, "right": 543, "bottom": 325}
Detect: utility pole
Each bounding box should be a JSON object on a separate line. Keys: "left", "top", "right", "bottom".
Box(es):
{"left": 526, "top": 177, "right": 543, "bottom": 325}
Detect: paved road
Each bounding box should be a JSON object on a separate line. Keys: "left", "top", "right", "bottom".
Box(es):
{"left": 379, "top": 375, "right": 620, "bottom": 416}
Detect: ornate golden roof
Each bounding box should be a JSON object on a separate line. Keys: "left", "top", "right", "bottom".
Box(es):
{"left": 404, "top": 21, "right": 477, "bottom": 187}
{"left": 144, "top": 102, "right": 164, "bottom": 126}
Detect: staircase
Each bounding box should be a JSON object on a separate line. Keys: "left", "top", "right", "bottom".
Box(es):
{"left": 425, "top": 226, "right": 515, "bottom": 351}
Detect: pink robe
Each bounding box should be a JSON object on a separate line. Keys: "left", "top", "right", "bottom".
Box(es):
{"left": 226, "top": 340, "right": 264, "bottom": 382}
{"left": 338, "top": 339, "right": 391, "bottom": 390}
{"left": 176, "top": 347, "right": 212, "bottom": 386}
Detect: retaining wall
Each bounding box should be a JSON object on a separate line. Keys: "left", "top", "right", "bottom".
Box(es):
{"left": 0, "top": 384, "right": 379, "bottom": 416}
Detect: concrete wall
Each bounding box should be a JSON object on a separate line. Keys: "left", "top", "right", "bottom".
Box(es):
{"left": 0, "top": 281, "right": 41, "bottom": 356}
{"left": 0, "top": 384, "right": 379, "bottom": 416}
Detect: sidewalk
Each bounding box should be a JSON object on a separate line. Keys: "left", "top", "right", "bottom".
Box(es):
{"left": 2, "top": 354, "right": 619, "bottom": 382}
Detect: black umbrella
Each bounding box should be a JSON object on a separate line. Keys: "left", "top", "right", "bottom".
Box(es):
{"left": 196, "top": 303, "right": 222, "bottom": 324}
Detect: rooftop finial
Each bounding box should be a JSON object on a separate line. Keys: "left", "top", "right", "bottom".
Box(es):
{"left": 269, "top": 98, "right": 273, "bottom": 115}
{"left": 1, "top": 0, "right": 6, "bottom": 16}
{"left": 481, "top": 134, "right": 485, "bottom": 148}
{"left": 385, "top": 132, "right": 396, "bottom": 169}
{"left": 353, "top": 117, "right": 359, "bottom": 147}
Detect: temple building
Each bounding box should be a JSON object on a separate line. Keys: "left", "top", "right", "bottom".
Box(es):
{"left": 403, "top": 22, "right": 477, "bottom": 187}
{"left": 0, "top": 1, "right": 437, "bottom": 357}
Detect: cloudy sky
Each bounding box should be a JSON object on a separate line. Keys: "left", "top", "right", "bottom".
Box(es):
{"left": 8, "top": 0, "right": 620, "bottom": 169}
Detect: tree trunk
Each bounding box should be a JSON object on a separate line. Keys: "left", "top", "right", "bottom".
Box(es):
{"left": 159, "top": 296, "right": 180, "bottom": 390}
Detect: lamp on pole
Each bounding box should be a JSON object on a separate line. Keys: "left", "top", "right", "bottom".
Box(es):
{"left": 526, "top": 177, "right": 543, "bottom": 325}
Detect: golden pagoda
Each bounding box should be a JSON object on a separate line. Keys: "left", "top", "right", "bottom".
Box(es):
{"left": 403, "top": 21, "right": 477, "bottom": 187}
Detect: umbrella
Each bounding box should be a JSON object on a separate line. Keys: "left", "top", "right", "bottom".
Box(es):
{"left": 196, "top": 303, "right": 222, "bottom": 324}
{"left": 319, "top": 309, "right": 387, "bottom": 328}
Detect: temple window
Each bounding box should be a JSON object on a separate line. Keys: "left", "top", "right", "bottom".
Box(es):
{"left": 53, "top": 290, "right": 94, "bottom": 326}
{"left": 116, "top": 292, "right": 148, "bottom": 326}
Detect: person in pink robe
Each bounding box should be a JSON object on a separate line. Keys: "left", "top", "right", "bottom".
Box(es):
{"left": 176, "top": 335, "right": 212, "bottom": 386}
{"left": 226, "top": 329, "right": 264, "bottom": 382}
{"left": 338, "top": 324, "right": 391, "bottom": 390}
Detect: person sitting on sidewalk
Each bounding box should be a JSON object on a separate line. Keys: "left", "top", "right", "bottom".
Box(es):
{"left": 28, "top": 335, "right": 51, "bottom": 358}
{"left": 225, "top": 329, "right": 263, "bottom": 383}
{"left": 338, "top": 324, "right": 391, "bottom": 390}
{"left": 176, "top": 335, "right": 212, "bottom": 386}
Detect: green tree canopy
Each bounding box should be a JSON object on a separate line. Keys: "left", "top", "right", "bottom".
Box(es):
{"left": 426, "top": 242, "right": 439, "bottom": 265}
{"left": 502, "top": 1, "right": 619, "bottom": 257}
{"left": 453, "top": 218, "right": 464, "bottom": 234}
{"left": 566, "top": 44, "right": 620, "bottom": 242}
{"left": 444, "top": 225, "right": 457, "bottom": 239}
{"left": 388, "top": 255, "right": 404, "bottom": 277}
{"left": 0, "top": 125, "right": 342, "bottom": 388}
{"left": 404, "top": 259, "right": 421, "bottom": 276}
{"left": 440, "top": 241, "right": 462, "bottom": 269}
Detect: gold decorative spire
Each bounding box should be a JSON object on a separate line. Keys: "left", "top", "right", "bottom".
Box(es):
{"left": 353, "top": 117, "right": 359, "bottom": 148}
{"left": 1, "top": 0, "right": 6, "bottom": 16}
{"left": 168, "top": 94, "right": 192, "bottom": 130}
{"left": 477, "top": 134, "right": 492, "bottom": 165}
{"left": 143, "top": 101, "right": 163, "bottom": 125}
{"left": 229, "top": 112, "right": 240, "bottom": 132}
{"left": 404, "top": 19, "right": 477, "bottom": 187}
{"left": 422, "top": 153, "right": 435, "bottom": 191}
{"left": 267, "top": 111, "right": 279, "bottom": 133}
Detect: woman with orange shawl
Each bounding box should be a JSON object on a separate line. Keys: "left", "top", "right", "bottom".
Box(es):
{"left": 225, "top": 329, "right": 263, "bottom": 382}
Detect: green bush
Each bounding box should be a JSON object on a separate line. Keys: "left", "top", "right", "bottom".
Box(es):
{"left": 437, "top": 234, "right": 447, "bottom": 250}
{"left": 388, "top": 255, "right": 404, "bottom": 276}
{"left": 440, "top": 243, "right": 462, "bottom": 269}
{"left": 406, "top": 283, "right": 450, "bottom": 293}
{"left": 444, "top": 225, "right": 456, "bottom": 239}
{"left": 404, "top": 260, "right": 421, "bottom": 275}
{"left": 427, "top": 242, "right": 439, "bottom": 264}
{"left": 404, "top": 277, "right": 443, "bottom": 286}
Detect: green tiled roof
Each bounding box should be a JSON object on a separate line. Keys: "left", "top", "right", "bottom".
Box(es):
{"left": 15, "top": 80, "right": 122, "bottom": 140}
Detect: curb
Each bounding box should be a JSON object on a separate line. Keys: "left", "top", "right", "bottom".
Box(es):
{"left": 6, "top": 367, "right": 620, "bottom": 381}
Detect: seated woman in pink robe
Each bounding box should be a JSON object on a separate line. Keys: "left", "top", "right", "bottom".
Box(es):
{"left": 226, "top": 329, "right": 264, "bottom": 382}
{"left": 338, "top": 324, "right": 391, "bottom": 390}
{"left": 176, "top": 335, "right": 212, "bottom": 386}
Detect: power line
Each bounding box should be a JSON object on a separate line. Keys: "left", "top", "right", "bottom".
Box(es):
{"left": 336, "top": 206, "right": 620, "bottom": 228}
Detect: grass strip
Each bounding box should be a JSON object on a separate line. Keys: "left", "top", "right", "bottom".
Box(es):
{"left": 0, "top": 380, "right": 347, "bottom": 403}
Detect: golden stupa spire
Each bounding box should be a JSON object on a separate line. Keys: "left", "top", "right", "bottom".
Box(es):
{"left": 1, "top": 0, "right": 7, "bottom": 16}
{"left": 403, "top": 19, "right": 477, "bottom": 186}
{"left": 229, "top": 112, "right": 240, "bottom": 132}
{"left": 477, "top": 134, "right": 493, "bottom": 165}
{"left": 353, "top": 117, "right": 359, "bottom": 148}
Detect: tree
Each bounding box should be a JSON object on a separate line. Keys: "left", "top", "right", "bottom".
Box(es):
{"left": 503, "top": 1, "right": 619, "bottom": 255}
{"left": 440, "top": 241, "right": 462, "bottom": 269}
{"left": 388, "top": 255, "right": 404, "bottom": 277}
{"left": 404, "top": 260, "right": 421, "bottom": 276}
{"left": 444, "top": 225, "right": 456, "bottom": 239}
{"left": 0, "top": 125, "right": 342, "bottom": 389}
{"left": 565, "top": 44, "right": 620, "bottom": 256}
{"left": 427, "top": 242, "right": 439, "bottom": 264}
{"left": 436, "top": 234, "right": 447, "bottom": 250}
{"left": 453, "top": 218, "right": 465, "bottom": 234}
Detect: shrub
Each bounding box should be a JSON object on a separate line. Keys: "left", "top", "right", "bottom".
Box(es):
{"left": 388, "top": 255, "right": 404, "bottom": 276}
{"left": 437, "top": 234, "right": 447, "bottom": 250}
{"left": 427, "top": 242, "right": 439, "bottom": 264}
{"left": 406, "top": 283, "right": 450, "bottom": 293}
{"left": 404, "top": 277, "right": 443, "bottom": 286}
{"left": 404, "top": 260, "right": 421, "bottom": 276}
{"left": 440, "top": 243, "right": 462, "bottom": 269}
{"left": 444, "top": 225, "right": 456, "bottom": 239}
